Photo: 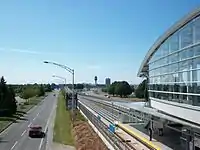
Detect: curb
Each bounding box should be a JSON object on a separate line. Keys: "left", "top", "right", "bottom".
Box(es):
{"left": 0, "top": 122, "right": 13, "bottom": 133}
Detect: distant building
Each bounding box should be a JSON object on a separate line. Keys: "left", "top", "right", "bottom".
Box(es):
{"left": 105, "top": 78, "right": 111, "bottom": 86}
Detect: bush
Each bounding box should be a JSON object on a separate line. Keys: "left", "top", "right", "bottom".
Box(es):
{"left": 20, "top": 84, "right": 45, "bottom": 99}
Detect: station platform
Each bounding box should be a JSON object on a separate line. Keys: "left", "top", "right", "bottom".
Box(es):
{"left": 117, "top": 123, "right": 173, "bottom": 150}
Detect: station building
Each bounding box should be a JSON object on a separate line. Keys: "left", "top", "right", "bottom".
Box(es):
{"left": 138, "top": 7, "right": 200, "bottom": 126}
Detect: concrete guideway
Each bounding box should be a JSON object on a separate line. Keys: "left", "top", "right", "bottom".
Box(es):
{"left": 0, "top": 91, "right": 58, "bottom": 150}
{"left": 79, "top": 97, "right": 150, "bottom": 150}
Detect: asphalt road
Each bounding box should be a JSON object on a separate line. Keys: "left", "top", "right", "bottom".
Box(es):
{"left": 0, "top": 91, "right": 58, "bottom": 150}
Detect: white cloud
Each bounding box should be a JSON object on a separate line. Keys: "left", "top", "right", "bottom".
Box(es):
{"left": 0, "top": 48, "right": 64, "bottom": 55}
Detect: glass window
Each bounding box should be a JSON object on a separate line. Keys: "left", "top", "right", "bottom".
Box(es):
{"left": 194, "top": 45, "right": 200, "bottom": 56}
{"left": 162, "top": 65, "right": 169, "bottom": 74}
{"left": 179, "top": 71, "right": 189, "bottom": 83}
{"left": 168, "top": 84, "right": 174, "bottom": 92}
{"left": 194, "top": 16, "right": 200, "bottom": 43}
{"left": 163, "top": 57, "right": 168, "bottom": 65}
{"left": 163, "top": 84, "right": 169, "bottom": 91}
{"left": 169, "top": 32, "right": 179, "bottom": 53}
{"left": 192, "top": 57, "right": 200, "bottom": 69}
{"left": 153, "top": 68, "right": 158, "bottom": 76}
{"left": 172, "top": 94, "right": 179, "bottom": 102}
{"left": 192, "top": 70, "right": 200, "bottom": 81}
{"left": 179, "top": 83, "right": 187, "bottom": 93}
{"left": 149, "top": 63, "right": 153, "bottom": 70}
{"left": 188, "top": 83, "right": 194, "bottom": 93}
{"left": 179, "top": 60, "right": 192, "bottom": 72}
{"left": 168, "top": 73, "right": 178, "bottom": 82}
{"left": 196, "top": 85, "right": 200, "bottom": 94}
{"left": 161, "top": 93, "right": 169, "bottom": 100}
{"left": 179, "top": 47, "right": 194, "bottom": 61}
{"left": 192, "top": 95, "right": 200, "bottom": 106}
{"left": 149, "top": 70, "right": 154, "bottom": 77}
{"left": 180, "top": 22, "right": 193, "bottom": 48}
{"left": 169, "top": 63, "right": 178, "bottom": 73}
{"left": 169, "top": 53, "right": 179, "bottom": 63}
{"left": 160, "top": 41, "right": 169, "bottom": 56}
{"left": 188, "top": 47, "right": 194, "bottom": 58}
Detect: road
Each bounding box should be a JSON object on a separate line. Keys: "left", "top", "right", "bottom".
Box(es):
{"left": 0, "top": 91, "right": 58, "bottom": 150}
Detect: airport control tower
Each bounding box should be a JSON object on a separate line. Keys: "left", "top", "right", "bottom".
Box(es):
{"left": 94, "top": 76, "right": 97, "bottom": 86}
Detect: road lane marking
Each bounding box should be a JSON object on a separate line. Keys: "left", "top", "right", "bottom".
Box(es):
{"left": 33, "top": 117, "right": 36, "bottom": 121}
{"left": 39, "top": 100, "right": 57, "bottom": 150}
{"left": 37, "top": 112, "right": 40, "bottom": 116}
{"left": 28, "top": 122, "right": 32, "bottom": 127}
{"left": 21, "top": 130, "right": 26, "bottom": 136}
{"left": 38, "top": 138, "right": 44, "bottom": 150}
{"left": 11, "top": 141, "right": 18, "bottom": 150}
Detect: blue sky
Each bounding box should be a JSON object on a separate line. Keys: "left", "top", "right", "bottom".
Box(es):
{"left": 0, "top": 0, "right": 200, "bottom": 84}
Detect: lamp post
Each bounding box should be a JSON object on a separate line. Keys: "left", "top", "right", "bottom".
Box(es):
{"left": 52, "top": 75, "right": 67, "bottom": 88}
{"left": 44, "top": 61, "right": 75, "bottom": 118}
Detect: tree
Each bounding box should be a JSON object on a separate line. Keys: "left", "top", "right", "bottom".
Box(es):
{"left": 44, "top": 84, "right": 52, "bottom": 92}
{"left": 7, "top": 86, "right": 17, "bottom": 114}
{"left": 75, "top": 84, "right": 84, "bottom": 90}
{"left": 135, "top": 79, "right": 147, "bottom": 99}
{"left": 131, "top": 85, "right": 135, "bottom": 92}
{"left": 108, "top": 84, "right": 115, "bottom": 96}
{"left": 0, "top": 77, "right": 17, "bottom": 116}
{"left": 114, "top": 81, "right": 132, "bottom": 97}
{"left": 107, "top": 81, "right": 132, "bottom": 97}
{"left": 38, "top": 85, "right": 45, "bottom": 96}
{"left": 101, "top": 88, "right": 107, "bottom": 93}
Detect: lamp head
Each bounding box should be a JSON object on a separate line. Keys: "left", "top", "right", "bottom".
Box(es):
{"left": 43, "top": 61, "right": 49, "bottom": 64}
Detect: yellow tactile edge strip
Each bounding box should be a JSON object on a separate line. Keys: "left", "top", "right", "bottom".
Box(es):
{"left": 117, "top": 123, "right": 161, "bottom": 150}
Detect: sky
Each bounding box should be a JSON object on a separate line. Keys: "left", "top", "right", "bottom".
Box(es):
{"left": 0, "top": 0, "right": 200, "bottom": 85}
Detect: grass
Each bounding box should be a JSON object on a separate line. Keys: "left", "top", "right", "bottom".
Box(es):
{"left": 74, "top": 110, "right": 86, "bottom": 122}
{"left": 53, "top": 92, "right": 74, "bottom": 145}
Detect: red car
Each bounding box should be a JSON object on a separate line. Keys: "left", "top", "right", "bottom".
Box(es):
{"left": 29, "top": 125, "right": 44, "bottom": 138}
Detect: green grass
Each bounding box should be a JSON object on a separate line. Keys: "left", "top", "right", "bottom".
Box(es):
{"left": 75, "top": 110, "right": 86, "bottom": 122}
{"left": 53, "top": 92, "right": 74, "bottom": 145}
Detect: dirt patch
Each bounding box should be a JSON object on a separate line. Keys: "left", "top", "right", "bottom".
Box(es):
{"left": 73, "top": 121, "right": 108, "bottom": 150}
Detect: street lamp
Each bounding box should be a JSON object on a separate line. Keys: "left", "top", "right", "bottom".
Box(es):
{"left": 52, "top": 75, "right": 67, "bottom": 87}
{"left": 44, "top": 61, "right": 75, "bottom": 117}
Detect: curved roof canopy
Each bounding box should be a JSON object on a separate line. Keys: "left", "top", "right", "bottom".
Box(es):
{"left": 138, "top": 7, "right": 200, "bottom": 77}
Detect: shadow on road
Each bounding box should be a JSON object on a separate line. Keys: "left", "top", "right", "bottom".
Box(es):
{"left": 16, "top": 111, "right": 27, "bottom": 116}
{"left": 11, "top": 115, "right": 28, "bottom": 121}
{"left": 0, "top": 137, "right": 8, "bottom": 143}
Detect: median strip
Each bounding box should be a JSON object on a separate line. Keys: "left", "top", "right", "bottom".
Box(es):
{"left": 53, "top": 91, "right": 74, "bottom": 145}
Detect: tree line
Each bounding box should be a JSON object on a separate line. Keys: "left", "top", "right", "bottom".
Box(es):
{"left": 10, "top": 83, "right": 53, "bottom": 99}
{"left": 102, "top": 81, "right": 133, "bottom": 97}
{"left": 0, "top": 77, "right": 17, "bottom": 116}
{"left": 102, "top": 80, "right": 147, "bottom": 100}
